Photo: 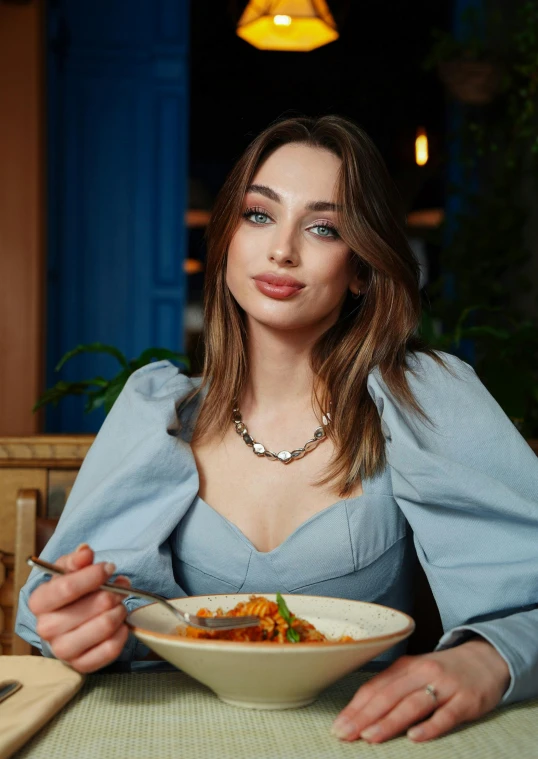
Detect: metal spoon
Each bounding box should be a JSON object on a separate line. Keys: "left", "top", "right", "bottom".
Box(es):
{"left": 27, "top": 556, "right": 260, "bottom": 631}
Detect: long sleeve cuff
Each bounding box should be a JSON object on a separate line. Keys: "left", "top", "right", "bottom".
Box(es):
{"left": 17, "top": 593, "right": 151, "bottom": 663}
{"left": 435, "top": 608, "right": 538, "bottom": 705}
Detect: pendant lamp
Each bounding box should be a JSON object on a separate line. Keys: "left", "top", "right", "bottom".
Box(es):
{"left": 237, "top": 0, "right": 339, "bottom": 52}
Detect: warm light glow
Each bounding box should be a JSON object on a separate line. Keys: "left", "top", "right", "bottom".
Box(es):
{"left": 415, "top": 127, "right": 429, "bottom": 166}
{"left": 185, "top": 209, "right": 211, "bottom": 228}
{"left": 407, "top": 208, "right": 444, "bottom": 228}
{"left": 237, "top": 0, "right": 338, "bottom": 52}
{"left": 184, "top": 258, "right": 204, "bottom": 274}
{"left": 274, "top": 14, "right": 292, "bottom": 26}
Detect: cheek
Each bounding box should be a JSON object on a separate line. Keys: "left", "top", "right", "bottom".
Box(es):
{"left": 226, "top": 233, "right": 256, "bottom": 307}
{"left": 313, "top": 249, "right": 353, "bottom": 290}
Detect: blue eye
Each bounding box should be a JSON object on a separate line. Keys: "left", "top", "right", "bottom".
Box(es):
{"left": 243, "top": 208, "right": 271, "bottom": 224}
{"left": 310, "top": 224, "right": 339, "bottom": 239}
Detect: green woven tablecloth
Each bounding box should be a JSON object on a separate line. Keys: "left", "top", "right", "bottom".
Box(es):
{"left": 13, "top": 670, "right": 538, "bottom": 759}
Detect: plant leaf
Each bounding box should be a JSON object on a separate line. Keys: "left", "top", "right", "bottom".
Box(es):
{"left": 33, "top": 378, "right": 108, "bottom": 412}
{"left": 55, "top": 343, "right": 129, "bottom": 372}
{"left": 459, "top": 326, "right": 511, "bottom": 341}
{"left": 102, "top": 369, "right": 133, "bottom": 414}
{"left": 84, "top": 386, "right": 108, "bottom": 414}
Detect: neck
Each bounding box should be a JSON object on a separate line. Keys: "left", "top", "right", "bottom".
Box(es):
{"left": 240, "top": 320, "right": 323, "bottom": 418}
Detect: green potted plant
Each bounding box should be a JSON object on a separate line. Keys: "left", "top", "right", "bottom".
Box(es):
{"left": 34, "top": 343, "right": 190, "bottom": 417}
{"left": 421, "top": 307, "right": 538, "bottom": 446}
{"left": 422, "top": 1, "right": 538, "bottom": 448}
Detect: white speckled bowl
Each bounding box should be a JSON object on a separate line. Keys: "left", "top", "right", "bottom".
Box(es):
{"left": 127, "top": 594, "right": 414, "bottom": 710}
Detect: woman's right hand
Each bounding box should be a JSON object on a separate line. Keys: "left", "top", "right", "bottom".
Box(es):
{"left": 28, "top": 544, "right": 131, "bottom": 673}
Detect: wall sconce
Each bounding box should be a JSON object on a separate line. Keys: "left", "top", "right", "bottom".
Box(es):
{"left": 236, "top": 0, "right": 339, "bottom": 52}
{"left": 415, "top": 127, "right": 429, "bottom": 166}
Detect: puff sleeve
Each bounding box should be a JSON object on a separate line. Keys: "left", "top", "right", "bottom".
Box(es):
{"left": 367, "top": 351, "right": 538, "bottom": 705}
{"left": 15, "top": 361, "right": 201, "bottom": 659}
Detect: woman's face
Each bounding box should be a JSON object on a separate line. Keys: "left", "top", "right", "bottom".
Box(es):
{"left": 226, "top": 143, "right": 361, "bottom": 334}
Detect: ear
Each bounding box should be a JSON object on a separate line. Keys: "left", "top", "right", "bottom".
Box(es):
{"left": 348, "top": 269, "right": 365, "bottom": 298}
{"left": 348, "top": 255, "right": 366, "bottom": 297}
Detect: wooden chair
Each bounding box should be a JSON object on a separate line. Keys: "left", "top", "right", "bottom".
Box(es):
{"left": 0, "top": 435, "right": 93, "bottom": 655}
{"left": 13, "top": 489, "right": 59, "bottom": 654}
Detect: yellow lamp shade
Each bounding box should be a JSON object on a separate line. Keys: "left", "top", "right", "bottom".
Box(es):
{"left": 237, "top": 0, "right": 339, "bottom": 52}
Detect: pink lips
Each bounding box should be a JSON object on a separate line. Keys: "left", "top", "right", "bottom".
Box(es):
{"left": 253, "top": 273, "right": 305, "bottom": 300}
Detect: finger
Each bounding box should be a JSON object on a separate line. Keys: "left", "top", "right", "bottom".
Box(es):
{"left": 55, "top": 544, "right": 95, "bottom": 572}
{"left": 36, "top": 588, "right": 125, "bottom": 641}
{"left": 29, "top": 561, "right": 116, "bottom": 615}
{"left": 50, "top": 603, "right": 128, "bottom": 662}
{"left": 338, "top": 657, "right": 415, "bottom": 715}
{"left": 358, "top": 689, "right": 440, "bottom": 743}
{"left": 69, "top": 624, "right": 130, "bottom": 674}
{"left": 333, "top": 662, "right": 438, "bottom": 741}
{"left": 111, "top": 575, "right": 131, "bottom": 588}
{"left": 36, "top": 574, "right": 132, "bottom": 640}
{"left": 407, "top": 696, "right": 469, "bottom": 742}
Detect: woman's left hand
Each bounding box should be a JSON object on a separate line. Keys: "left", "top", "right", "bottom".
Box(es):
{"left": 332, "top": 637, "right": 510, "bottom": 744}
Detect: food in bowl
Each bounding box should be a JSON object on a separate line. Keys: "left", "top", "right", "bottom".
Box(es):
{"left": 181, "top": 593, "right": 358, "bottom": 643}
{"left": 128, "top": 593, "right": 415, "bottom": 710}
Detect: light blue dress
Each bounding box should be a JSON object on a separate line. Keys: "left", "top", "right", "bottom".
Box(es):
{"left": 16, "top": 352, "right": 538, "bottom": 705}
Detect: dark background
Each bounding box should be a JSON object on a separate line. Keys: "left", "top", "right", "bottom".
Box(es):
{"left": 186, "top": 0, "right": 452, "bottom": 312}
{"left": 189, "top": 0, "right": 451, "bottom": 203}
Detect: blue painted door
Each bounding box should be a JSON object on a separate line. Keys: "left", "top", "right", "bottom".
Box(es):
{"left": 46, "top": 0, "right": 189, "bottom": 433}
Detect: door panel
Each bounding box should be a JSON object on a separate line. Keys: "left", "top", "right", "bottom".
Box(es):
{"left": 46, "top": 0, "right": 189, "bottom": 433}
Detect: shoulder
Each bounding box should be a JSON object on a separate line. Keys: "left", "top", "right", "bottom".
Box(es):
{"left": 399, "top": 350, "right": 478, "bottom": 405}
{"left": 122, "top": 360, "right": 201, "bottom": 401}
{"left": 367, "top": 350, "right": 505, "bottom": 438}
{"left": 94, "top": 361, "right": 202, "bottom": 444}
{"left": 368, "top": 350, "right": 476, "bottom": 403}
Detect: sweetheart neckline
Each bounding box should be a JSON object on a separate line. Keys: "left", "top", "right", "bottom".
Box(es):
{"left": 194, "top": 492, "right": 366, "bottom": 556}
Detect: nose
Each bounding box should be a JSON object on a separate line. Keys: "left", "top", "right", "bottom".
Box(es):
{"left": 268, "top": 225, "right": 299, "bottom": 267}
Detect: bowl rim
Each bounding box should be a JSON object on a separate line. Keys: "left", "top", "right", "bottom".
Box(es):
{"left": 127, "top": 593, "right": 415, "bottom": 649}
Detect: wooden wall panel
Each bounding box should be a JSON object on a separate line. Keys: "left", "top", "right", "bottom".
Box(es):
{"left": 0, "top": 1, "right": 45, "bottom": 435}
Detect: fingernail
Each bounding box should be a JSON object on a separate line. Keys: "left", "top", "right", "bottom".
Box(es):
{"left": 104, "top": 562, "right": 116, "bottom": 575}
{"left": 331, "top": 716, "right": 356, "bottom": 740}
{"left": 407, "top": 726, "right": 424, "bottom": 741}
{"left": 360, "top": 725, "right": 381, "bottom": 741}
{"left": 76, "top": 543, "right": 90, "bottom": 552}
{"left": 115, "top": 575, "right": 131, "bottom": 586}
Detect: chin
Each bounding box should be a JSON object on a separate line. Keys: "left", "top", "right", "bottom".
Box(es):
{"left": 247, "top": 305, "right": 336, "bottom": 334}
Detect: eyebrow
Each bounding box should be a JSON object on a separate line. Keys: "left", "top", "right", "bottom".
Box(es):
{"left": 246, "top": 184, "right": 342, "bottom": 213}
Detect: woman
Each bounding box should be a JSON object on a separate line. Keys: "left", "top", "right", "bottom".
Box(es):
{"left": 17, "top": 115, "right": 538, "bottom": 744}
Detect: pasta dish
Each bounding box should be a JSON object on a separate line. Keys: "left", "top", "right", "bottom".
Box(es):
{"left": 180, "top": 593, "right": 357, "bottom": 643}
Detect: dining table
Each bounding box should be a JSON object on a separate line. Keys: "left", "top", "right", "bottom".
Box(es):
{"left": 11, "top": 661, "right": 538, "bottom": 759}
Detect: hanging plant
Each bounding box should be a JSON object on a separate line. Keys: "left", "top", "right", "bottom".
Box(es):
{"left": 424, "top": 6, "right": 508, "bottom": 105}
{"left": 33, "top": 343, "right": 190, "bottom": 416}
{"left": 437, "top": 57, "right": 505, "bottom": 105}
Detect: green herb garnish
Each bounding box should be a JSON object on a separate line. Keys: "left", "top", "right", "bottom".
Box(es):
{"left": 276, "top": 592, "right": 301, "bottom": 643}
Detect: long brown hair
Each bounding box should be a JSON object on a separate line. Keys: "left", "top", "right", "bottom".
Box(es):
{"left": 187, "top": 115, "right": 440, "bottom": 495}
